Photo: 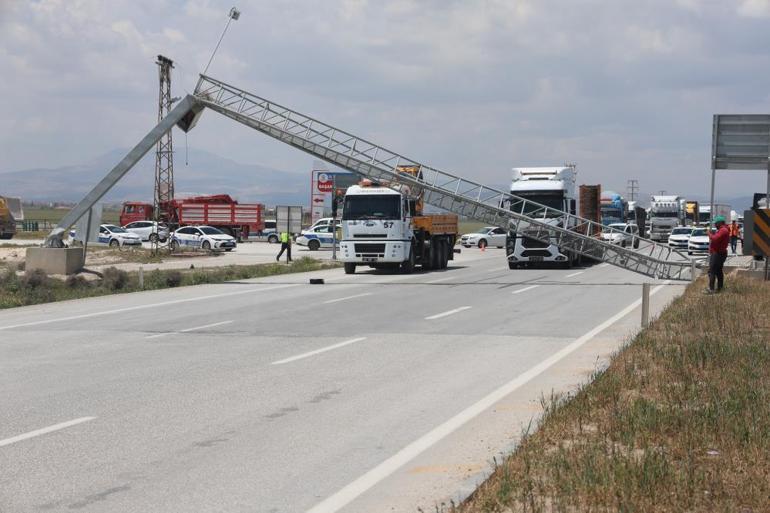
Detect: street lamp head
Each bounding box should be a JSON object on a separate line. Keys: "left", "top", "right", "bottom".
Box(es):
{"left": 229, "top": 7, "right": 240, "bottom": 20}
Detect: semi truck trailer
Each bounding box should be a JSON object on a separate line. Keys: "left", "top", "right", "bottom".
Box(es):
{"left": 507, "top": 166, "right": 580, "bottom": 269}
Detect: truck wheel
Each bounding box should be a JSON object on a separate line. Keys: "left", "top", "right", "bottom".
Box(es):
{"left": 109, "top": 239, "right": 119, "bottom": 248}
{"left": 401, "top": 247, "right": 415, "bottom": 274}
{"left": 344, "top": 263, "right": 356, "bottom": 274}
{"left": 308, "top": 239, "right": 320, "bottom": 251}
{"left": 441, "top": 240, "right": 450, "bottom": 269}
{"left": 202, "top": 240, "right": 211, "bottom": 251}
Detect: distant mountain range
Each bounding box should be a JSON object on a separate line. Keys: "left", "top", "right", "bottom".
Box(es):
{"left": 0, "top": 149, "right": 759, "bottom": 213}
{"left": 0, "top": 148, "right": 310, "bottom": 206}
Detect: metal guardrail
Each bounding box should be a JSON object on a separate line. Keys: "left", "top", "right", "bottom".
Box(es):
{"left": 193, "top": 74, "right": 693, "bottom": 280}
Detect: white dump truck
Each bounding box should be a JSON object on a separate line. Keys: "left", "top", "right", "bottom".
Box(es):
{"left": 339, "top": 166, "right": 458, "bottom": 274}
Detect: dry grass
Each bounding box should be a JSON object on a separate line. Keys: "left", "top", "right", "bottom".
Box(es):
{"left": 0, "top": 257, "right": 340, "bottom": 309}
{"left": 458, "top": 275, "right": 770, "bottom": 513}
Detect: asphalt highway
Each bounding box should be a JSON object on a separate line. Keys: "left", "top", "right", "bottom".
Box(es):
{"left": 0, "top": 249, "right": 685, "bottom": 512}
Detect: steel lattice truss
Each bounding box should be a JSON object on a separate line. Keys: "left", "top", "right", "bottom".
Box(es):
{"left": 194, "top": 74, "right": 694, "bottom": 281}
{"left": 154, "top": 56, "right": 175, "bottom": 222}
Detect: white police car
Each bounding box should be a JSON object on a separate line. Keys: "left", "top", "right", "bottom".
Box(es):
{"left": 170, "top": 225, "right": 237, "bottom": 252}
{"left": 296, "top": 225, "right": 338, "bottom": 251}
{"left": 99, "top": 224, "right": 142, "bottom": 248}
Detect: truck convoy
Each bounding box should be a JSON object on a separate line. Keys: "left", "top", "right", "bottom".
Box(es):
{"left": 648, "top": 195, "right": 684, "bottom": 242}
{"left": 339, "top": 166, "right": 458, "bottom": 274}
{"left": 600, "top": 191, "right": 628, "bottom": 226}
{"left": 506, "top": 166, "right": 581, "bottom": 269}
{"left": 0, "top": 196, "right": 16, "bottom": 240}
{"left": 120, "top": 194, "right": 264, "bottom": 241}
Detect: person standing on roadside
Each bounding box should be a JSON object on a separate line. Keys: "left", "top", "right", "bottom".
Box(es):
{"left": 276, "top": 231, "right": 292, "bottom": 262}
{"left": 728, "top": 220, "right": 741, "bottom": 254}
{"left": 705, "top": 215, "right": 729, "bottom": 294}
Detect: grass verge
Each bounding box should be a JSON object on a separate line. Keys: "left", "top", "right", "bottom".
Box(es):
{"left": 458, "top": 275, "right": 770, "bottom": 513}
{"left": 0, "top": 257, "right": 339, "bottom": 309}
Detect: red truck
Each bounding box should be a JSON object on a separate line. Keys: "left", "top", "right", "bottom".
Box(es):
{"left": 120, "top": 195, "right": 265, "bottom": 241}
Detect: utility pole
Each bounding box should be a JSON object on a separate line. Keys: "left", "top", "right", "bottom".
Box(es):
{"left": 627, "top": 179, "right": 639, "bottom": 202}
{"left": 153, "top": 55, "right": 174, "bottom": 251}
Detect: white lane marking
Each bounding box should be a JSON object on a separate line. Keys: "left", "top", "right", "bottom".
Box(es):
{"left": 0, "top": 284, "right": 298, "bottom": 331}
{"left": 272, "top": 337, "right": 367, "bottom": 365}
{"left": 306, "top": 282, "right": 671, "bottom": 513}
{"left": 0, "top": 417, "right": 96, "bottom": 448}
{"left": 424, "top": 306, "right": 471, "bottom": 320}
{"left": 511, "top": 285, "right": 539, "bottom": 295}
{"left": 146, "top": 320, "right": 234, "bottom": 339}
{"left": 323, "top": 293, "right": 373, "bottom": 305}
{"left": 566, "top": 271, "right": 584, "bottom": 278}
{"left": 425, "top": 275, "right": 455, "bottom": 284}
{"left": 180, "top": 320, "right": 233, "bottom": 332}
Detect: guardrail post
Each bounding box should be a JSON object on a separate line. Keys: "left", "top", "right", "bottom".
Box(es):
{"left": 641, "top": 283, "right": 650, "bottom": 328}
{"left": 691, "top": 261, "right": 697, "bottom": 283}
{"left": 139, "top": 266, "right": 144, "bottom": 290}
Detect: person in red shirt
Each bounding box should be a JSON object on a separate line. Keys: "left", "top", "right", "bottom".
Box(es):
{"left": 706, "top": 215, "right": 729, "bottom": 293}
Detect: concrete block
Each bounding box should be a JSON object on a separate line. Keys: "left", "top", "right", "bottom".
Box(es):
{"left": 25, "top": 247, "right": 85, "bottom": 275}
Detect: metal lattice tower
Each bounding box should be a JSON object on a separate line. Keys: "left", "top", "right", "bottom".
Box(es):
{"left": 154, "top": 55, "right": 175, "bottom": 226}
{"left": 627, "top": 179, "right": 639, "bottom": 202}
{"left": 192, "top": 75, "right": 694, "bottom": 280}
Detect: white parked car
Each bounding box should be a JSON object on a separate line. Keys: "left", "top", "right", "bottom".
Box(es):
{"left": 296, "top": 224, "right": 338, "bottom": 251}
{"left": 687, "top": 228, "right": 710, "bottom": 255}
{"left": 668, "top": 226, "right": 693, "bottom": 250}
{"left": 99, "top": 224, "right": 142, "bottom": 248}
{"left": 601, "top": 223, "right": 640, "bottom": 248}
{"left": 460, "top": 226, "right": 507, "bottom": 248}
{"left": 307, "top": 217, "right": 340, "bottom": 232}
{"left": 123, "top": 220, "right": 169, "bottom": 242}
{"left": 171, "top": 225, "right": 237, "bottom": 252}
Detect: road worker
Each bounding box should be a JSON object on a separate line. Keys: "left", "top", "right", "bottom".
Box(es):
{"left": 705, "top": 215, "right": 729, "bottom": 294}
{"left": 728, "top": 220, "right": 741, "bottom": 254}
{"left": 276, "top": 231, "right": 292, "bottom": 262}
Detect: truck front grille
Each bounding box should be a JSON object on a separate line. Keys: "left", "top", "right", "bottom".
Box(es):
{"left": 521, "top": 236, "right": 549, "bottom": 248}
{"left": 522, "top": 249, "right": 551, "bottom": 257}
{"left": 354, "top": 243, "right": 386, "bottom": 254}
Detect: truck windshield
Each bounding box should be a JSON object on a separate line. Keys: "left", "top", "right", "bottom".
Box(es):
{"left": 510, "top": 192, "right": 564, "bottom": 218}
{"left": 342, "top": 195, "right": 401, "bottom": 220}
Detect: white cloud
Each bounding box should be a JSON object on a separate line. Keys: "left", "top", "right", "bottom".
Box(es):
{"left": 737, "top": 0, "right": 770, "bottom": 17}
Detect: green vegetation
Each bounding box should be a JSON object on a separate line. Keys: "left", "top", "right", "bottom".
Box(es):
{"left": 0, "top": 257, "right": 339, "bottom": 309}
{"left": 459, "top": 275, "right": 770, "bottom": 513}
{"left": 21, "top": 206, "right": 121, "bottom": 225}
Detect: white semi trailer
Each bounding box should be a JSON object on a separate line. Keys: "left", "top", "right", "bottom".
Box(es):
{"left": 649, "top": 195, "right": 684, "bottom": 242}
{"left": 506, "top": 166, "right": 580, "bottom": 269}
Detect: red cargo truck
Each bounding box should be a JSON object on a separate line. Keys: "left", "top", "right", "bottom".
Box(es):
{"left": 120, "top": 195, "right": 264, "bottom": 241}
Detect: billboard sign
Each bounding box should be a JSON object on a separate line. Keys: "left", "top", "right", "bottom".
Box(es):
{"left": 712, "top": 114, "right": 770, "bottom": 170}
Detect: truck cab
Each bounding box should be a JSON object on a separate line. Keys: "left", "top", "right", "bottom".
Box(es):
{"left": 507, "top": 166, "right": 579, "bottom": 269}
{"left": 339, "top": 183, "right": 457, "bottom": 274}
{"left": 649, "top": 195, "right": 682, "bottom": 241}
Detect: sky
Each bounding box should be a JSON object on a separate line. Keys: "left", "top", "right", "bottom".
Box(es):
{"left": 2, "top": 0, "right": 770, "bottom": 202}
